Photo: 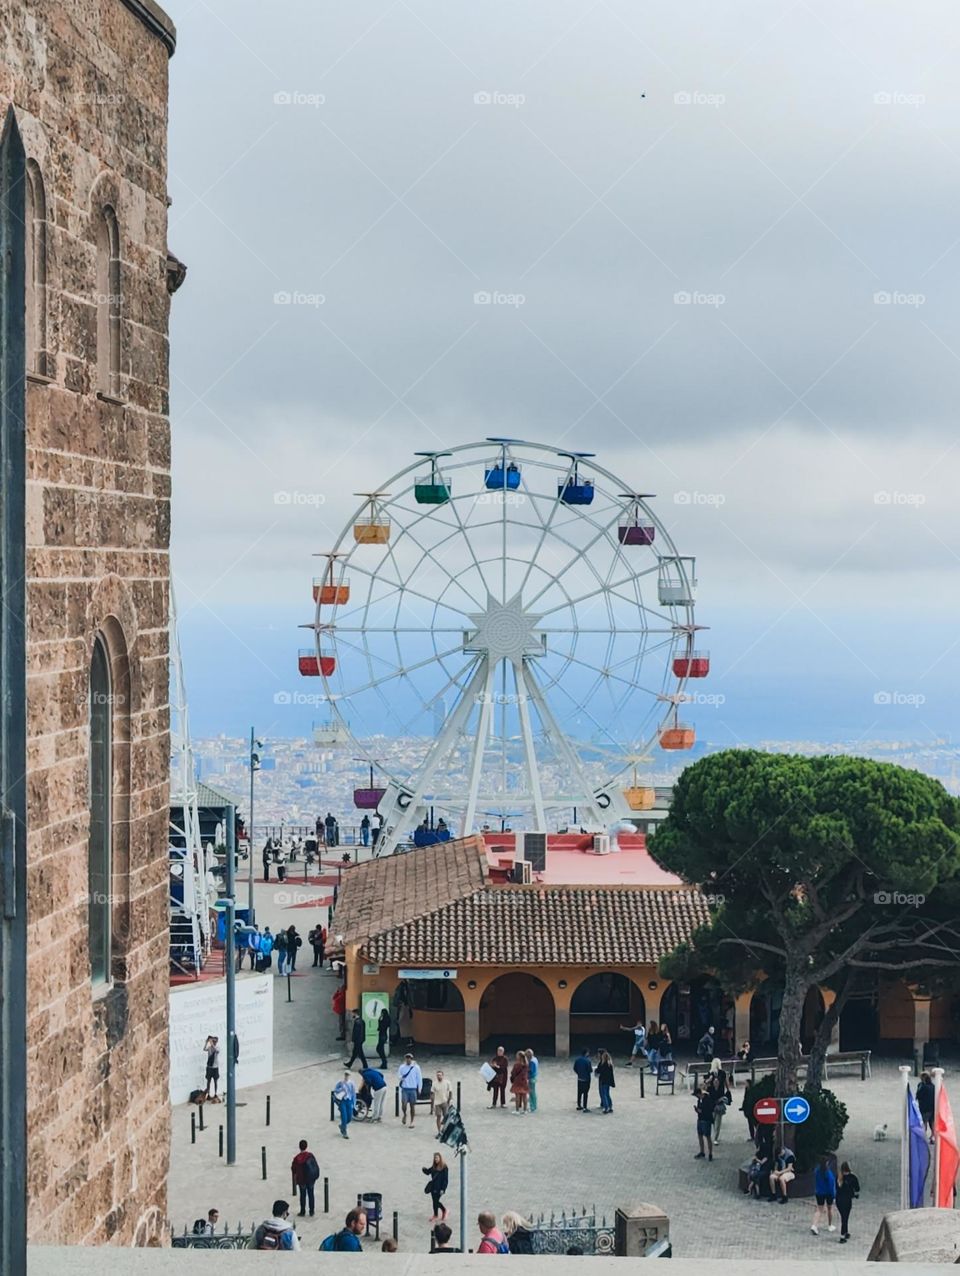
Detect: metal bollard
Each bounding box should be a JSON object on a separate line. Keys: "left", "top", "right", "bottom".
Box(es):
{"left": 639, "top": 1068, "right": 645, "bottom": 1099}
{"left": 287, "top": 973, "right": 292, "bottom": 1003}
{"left": 456, "top": 1081, "right": 461, "bottom": 1110}
{"left": 191, "top": 1112, "right": 196, "bottom": 1145}
{"left": 395, "top": 1086, "right": 400, "bottom": 1118}
{"left": 392, "top": 1211, "right": 398, "bottom": 1243}
{"left": 266, "top": 1094, "right": 271, "bottom": 1127}
{"left": 198, "top": 1103, "right": 205, "bottom": 1132}
{"left": 261, "top": 1146, "right": 267, "bottom": 1181}
{"left": 330, "top": 1091, "right": 335, "bottom": 1123}
{"left": 323, "top": 1177, "right": 330, "bottom": 1213}
{"left": 219, "top": 1125, "right": 224, "bottom": 1158}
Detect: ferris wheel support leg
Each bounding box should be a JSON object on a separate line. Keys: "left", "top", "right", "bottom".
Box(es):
{"left": 514, "top": 660, "right": 547, "bottom": 833}
{"left": 377, "top": 659, "right": 487, "bottom": 857}
{"left": 521, "top": 663, "right": 607, "bottom": 830}
{"left": 462, "top": 660, "right": 494, "bottom": 839}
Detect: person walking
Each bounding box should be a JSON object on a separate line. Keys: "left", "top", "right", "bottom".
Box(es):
{"left": 620, "top": 1018, "right": 646, "bottom": 1066}
{"left": 488, "top": 1046, "right": 508, "bottom": 1109}
{"left": 398, "top": 1053, "right": 423, "bottom": 1127}
{"left": 573, "top": 1048, "right": 593, "bottom": 1111}
{"left": 645, "top": 1021, "right": 661, "bottom": 1075}
{"left": 694, "top": 1082, "right": 716, "bottom": 1160}
{"left": 696, "top": 1025, "right": 715, "bottom": 1066}
{"left": 254, "top": 1201, "right": 299, "bottom": 1251}
{"left": 510, "top": 1051, "right": 529, "bottom": 1114}
{"left": 476, "top": 1211, "right": 509, "bottom": 1254}
{"left": 309, "top": 924, "right": 325, "bottom": 967}
{"left": 203, "top": 1035, "right": 221, "bottom": 1101}
{"left": 710, "top": 1069, "right": 731, "bottom": 1144}
{"left": 525, "top": 1048, "right": 539, "bottom": 1113}
{"left": 433, "top": 1069, "right": 454, "bottom": 1133}
{"left": 359, "top": 1065, "right": 388, "bottom": 1121}
{"left": 333, "top": 1071, "right": 356, "bottom": 1139}
{"left": 595, "top": 1050, "right": 616, "bottom": 1113}
{"left": 376, "top": 1007, "right": 391, "bottom": 1068}
{"left": 917, "top": 1071, "right": 935, "bottom": 1141}
{"left": 835, "top": 1161, "right": 860, "bottom": 1244}
{"left": 346, "top": 1008, "right": 368, "bottom": 1069}
{"left": 360, "top": 814, "right": 371, "bottom": 847}
{"left": 810, "top": 1157, "right": 837, "bottom": 1235}
{"left": 423, "top": 1153, "right": 449, "bottom": 1222}
{"left": 659, "top": 1023, "right": 674, "bottom": 1060}
{"left": 290, "top": 1140, "right": 320, "bottom": 1217}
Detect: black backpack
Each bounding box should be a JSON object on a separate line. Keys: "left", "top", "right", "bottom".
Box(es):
{"left": 254, "top": 1222, "right": 290, "bottom": 1251}
{"left": 303, "top": 1153, "right": 321, "bottom": 1183}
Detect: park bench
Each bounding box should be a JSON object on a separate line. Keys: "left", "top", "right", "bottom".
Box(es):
{"left": 685, "top": 1055, "right": 813, "bottom": 1090}
{"left": 393, "top": 1075, "right": 434, "bottom": 1117}
{"left": 823, "top": 1049, "right": 871, "bottom": 1080}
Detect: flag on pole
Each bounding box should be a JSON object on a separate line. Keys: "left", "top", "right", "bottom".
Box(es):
{"left": 935, "top": 1081, "right": 959, "bottom": 1208}
{"left": 907, "top": 1084, "right": 930, "bottom": 1208}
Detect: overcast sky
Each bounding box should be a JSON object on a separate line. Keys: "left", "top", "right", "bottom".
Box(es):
{"left": 166, "top": 1, "right": 960, "bottom": 743}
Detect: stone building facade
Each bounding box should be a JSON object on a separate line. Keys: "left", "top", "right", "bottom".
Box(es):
{"left": 0, "top": 0, "right": 179, "bottom": 1246}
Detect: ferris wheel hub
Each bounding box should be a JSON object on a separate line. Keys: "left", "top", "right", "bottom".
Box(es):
{"left": 464, "top": 592, "right": 545, "bottom": 663}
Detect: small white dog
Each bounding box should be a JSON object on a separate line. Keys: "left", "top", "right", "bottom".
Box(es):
{"left": 874, "top": 1123, "right": 888, "bottom": 1142}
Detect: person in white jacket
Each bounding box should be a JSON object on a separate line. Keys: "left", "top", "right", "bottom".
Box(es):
{"left": 397, "top": 1053, "right": 423, "bottom": 1127}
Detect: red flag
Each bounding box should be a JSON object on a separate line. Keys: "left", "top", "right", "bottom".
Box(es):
{"left": 935, "top": 1083, "right": 959, "bottom": 1208}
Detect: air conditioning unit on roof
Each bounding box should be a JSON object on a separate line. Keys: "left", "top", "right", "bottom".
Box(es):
{"left": 592, "top": 834, "right": 611, "bottom": 855}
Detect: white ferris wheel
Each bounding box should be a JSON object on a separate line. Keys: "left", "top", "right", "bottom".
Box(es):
{"left": 299, "top": 439, "right": 708, "bottom": 856}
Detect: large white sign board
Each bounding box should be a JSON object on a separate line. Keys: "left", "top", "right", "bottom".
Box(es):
{"left": 169, "top": 975, "right": 274, "bottom": 1105}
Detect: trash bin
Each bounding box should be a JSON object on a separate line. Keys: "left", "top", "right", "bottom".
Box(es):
{"left": 360, "top": 1193, "right": 382, "bottom": 1238}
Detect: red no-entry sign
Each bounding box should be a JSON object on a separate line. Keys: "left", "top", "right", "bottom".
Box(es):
{"left": 753, "top": 1098, "right": 781, "bottom": 1125}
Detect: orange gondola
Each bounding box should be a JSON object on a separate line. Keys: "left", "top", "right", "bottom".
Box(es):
{"left": 299, "top": 649, "right": 335, "bottom": 677}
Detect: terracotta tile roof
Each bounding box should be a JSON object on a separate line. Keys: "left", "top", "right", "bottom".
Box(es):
{"left": 332, "top": 835, "right": 489, "bottom": 944}
{"left": 361, "top": 885, "right": 711, "bottom": 966}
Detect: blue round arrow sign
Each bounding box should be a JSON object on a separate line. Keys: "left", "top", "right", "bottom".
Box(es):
{"left": 783, "top": 1095, "right": 810, "bottom": 1124}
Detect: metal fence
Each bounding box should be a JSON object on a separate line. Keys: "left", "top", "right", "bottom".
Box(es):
{"left": 171, "top": 1222, "right": 255, "bottom": 1250}
{"left": 526, "top": 1209, "right": 616, "bottom": 1256}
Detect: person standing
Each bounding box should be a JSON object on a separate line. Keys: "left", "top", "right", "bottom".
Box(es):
{"left": 646, "top": 1021, "right": 661, "bottom": 1075}
{"left": 525, "top": 1048, "right": 539, "bottom": 1113}
{"left": 333, "top": 1071, "right": 356, "bottom": 1139}
{"left": 620, "top": 1018, "right": 646, "bottom": 1066}
{"left": 290, "top": 1139, "right": 320, "bottom": 1217}
{"left": 422, "top": 1153, "right": 449, "bottom": 1222}
{"left": 254, "top": 1200, "right": 300, "bottom": 1251}
{"left": 287, "top": 925, "right": 302, "bottom": 971}
{"left": 510, "top": 1051, "right": 529, "bottom": 1114}
{"left": 309, "top": 924, "right": 325, "bottom": 968}
{"left": 324, "top": 812, "right": 336, "bottom": 848}
{"left": 203, "top": 1035, "right": 221, "bottom": 1101}
{"left": 274, "top": 928, "right": 289, "bottom": 977}
{"left": 376, "top": 1007, "right": 391, "bottom": 1068}
{"left": 502, "top": 1213, "right": 535, "bottom": 1254}
{"left": 595, "top": 1050, "right": 616, "bottom": 1114}
{"left": 320, "top": 1209, "right": 366, "bottom": 1253}
{"left": 262, "top": 839, "right": 272, "bottom": 883}
{"left": 917, "top": 1071, "right": 935, "bottom": 1141}
{"left": 696, "top": 1025, "right": 715, "bottom": 1066}
{"left": 431, "top": 1223, "right": 461, "bottom": 1253}
{"left": 360, "top": 814, "right": 371, "bottom": 846}
{"left": 359, "top": 1065, "right": 388, "bottom": 1121}
{"left": 488, "top": 1046, "right": 508, "bottom": 1109}
{"left": 659, "top": 1023, "right": 674, "bottom": 1060}
{"left": 710, "top": 1069, "right": 731, "bottom": 1144}
{"left": 573, "top": 1048, "right": 593, "bottom": 1111}
{"left": 694, "top": 1082, "right": 716, "bottom": 1160}
{"left": 476, "top": 1212, "right": 509, "bottom": 1254}
{"left": 433, "top": 1069, "right": 454, "bottom": 1132}
{"left": 835, "top": 1161, "right": 860, "bottom": 1244}
{"left": 810, "top": 1157, "right": 837, "bottom": 1235}
{"left": 398, "top": 1052, "right": 423, "bottom": 1127}
{"left": 346, "top": 1008, "right": 368, "bottom": 1069}
{"left": 332, "top": 983, "right": 347, "bottom": 1040}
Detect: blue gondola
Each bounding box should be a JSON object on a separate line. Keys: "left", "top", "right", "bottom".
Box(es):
{"left": 485, "top": 461, "right": 521, "bottom": 491}
{"left": 557, "top": 450, "right": 596, "bottom": 505}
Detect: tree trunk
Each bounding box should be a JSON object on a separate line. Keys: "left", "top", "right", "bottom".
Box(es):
{"left": 807, "top": 972, "right": 858, "bottom": 1091}
{"left": 776, "top": 969, "right": 808, "bottom": 1097}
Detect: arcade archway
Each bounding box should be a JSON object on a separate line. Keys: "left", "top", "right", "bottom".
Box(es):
{"left": 570, "top": 972, "right": 645, "bottom": 1051}
{"left": 479, "top": 973, "right": 555, "bottom": 1055}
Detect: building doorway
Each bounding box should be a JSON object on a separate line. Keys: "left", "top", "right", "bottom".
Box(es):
{"left": 570, "top": 972, "right": 644, "bottom": 1053}
{"left": 480, "top": 973, "right": 555, "bottom": 1056}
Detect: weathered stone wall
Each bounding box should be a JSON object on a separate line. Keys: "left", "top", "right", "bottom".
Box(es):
{"left": 0, "top": 0, "right": 176, "bottom": 1247}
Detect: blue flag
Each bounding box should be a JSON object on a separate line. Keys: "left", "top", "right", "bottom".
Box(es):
{"left": 907, "top": 1085, "right": 930, "bottom": 1208}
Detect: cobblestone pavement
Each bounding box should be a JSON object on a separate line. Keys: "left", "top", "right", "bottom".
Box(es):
{"left": 169, "top": 881, "right": 951, "bottom": 1259}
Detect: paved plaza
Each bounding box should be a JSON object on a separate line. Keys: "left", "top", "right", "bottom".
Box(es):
{"left": 169, "top": 880, "right": 949, "bottom": 1259}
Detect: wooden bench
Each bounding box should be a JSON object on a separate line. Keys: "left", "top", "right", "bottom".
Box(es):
{"left": 685, "top": 1056, "right": 811, "bottom": 1090}
{"left": 823, "top": 1049, "right": 871, "bottom": 1080}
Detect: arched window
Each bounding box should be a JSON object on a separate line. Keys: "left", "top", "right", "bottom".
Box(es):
{"left": 89, "top": 634, "right": 112, "bottom": 986}
{"left": 25, "top": 160, "right": 49, "bottom": 376}
{"left": 96, "top": 205, "right": 120, "bottom": 397}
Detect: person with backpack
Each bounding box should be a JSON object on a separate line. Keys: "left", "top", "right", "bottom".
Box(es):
{"left": 320, "top": 1208, "right": 366, "bottom": 1252}
{"left": 274, "top": 928, "right": 289, "bottom": 977}
{"left": 253, "top": 1200, "right": 299, "bottom": 1251}
{"left": 257, "top": 927, "right": 274, "bottom": 973}
{"left": 476, "top": 1210, "right": 510, "bottom": 1254}
{"left": 192, "top": 1208, "right": 219, "bottom": 1236}
{"left": 286, "top": 925, "right": 302, "bottom": 971}
{"left": 290, "top": 1139, "right": 320, "bottom": 1217}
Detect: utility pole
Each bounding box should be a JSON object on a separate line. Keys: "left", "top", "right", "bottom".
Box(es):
{"left": 225, "top": 804, "right": 238, "bottom": 1166}
{"left": 248, "top": 729, "right": 262, "bottom": 923}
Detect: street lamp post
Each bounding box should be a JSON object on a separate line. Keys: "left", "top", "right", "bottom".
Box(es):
{"left": 248, "top": 728, "right": 263, "bottom": 923}
{"left": 225, "top": 803, "right": 237, "bottom": 1166}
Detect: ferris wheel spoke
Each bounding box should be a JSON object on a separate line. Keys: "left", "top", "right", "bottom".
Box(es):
{"left": 523, "top": 502, "right": 629, "bottom": 611}
{"left": 521, "top": 662, "right": 607, "bottom": 825}
{"left": 535, "top": 571, "right": 655, "bottom": 621}
{"left": 340, "top": 558, "right": 476, "bottom": 625}
{"left": 514, "top": 662, "right": 547, "bottom": 831}
{"left": 388, "top": 516, "right": 489, "bottom": 613}
{"left": 463, "top": 661, "right": 495, "bottom": 836}
{"left": 332, "top": 634, "right": 467, "bottom": 698}
{"left": 512, "top": 456, "right": 578, "bottom": 599}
